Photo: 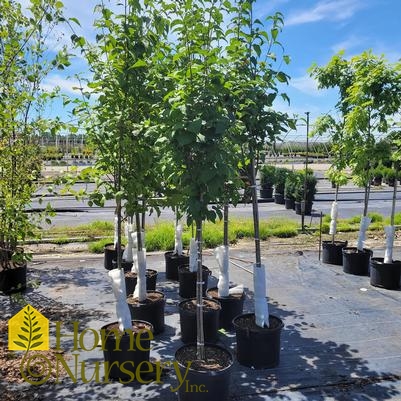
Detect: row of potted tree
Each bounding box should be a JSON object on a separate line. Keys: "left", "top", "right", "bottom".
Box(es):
{"left": 66, "top": 0, "right": 295, "bottom": 399}
{"left": 310, "top": 51, "right": 401, "bottom": 290}
{"left": 259, "top": 165, "right": 318, "bottom": 216}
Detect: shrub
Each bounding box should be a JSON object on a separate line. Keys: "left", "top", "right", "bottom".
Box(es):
{"left": 259, "top": 164, "right": 276, "bottom": 187}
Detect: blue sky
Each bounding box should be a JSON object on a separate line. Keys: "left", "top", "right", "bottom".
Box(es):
{"left": 40, "top": 0, "right": 401, "bottom": 141}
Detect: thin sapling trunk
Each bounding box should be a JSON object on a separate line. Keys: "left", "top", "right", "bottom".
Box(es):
{"left": 250, "top": 157, "right": 269, "bottom": 328}
{"left": 195, "top": 217, "right": 205, "bottom": 360}
{"left": 384, "top": 164, "right": 398, "bottom": 263}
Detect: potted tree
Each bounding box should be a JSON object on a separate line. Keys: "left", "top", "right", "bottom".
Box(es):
{"left": 0, "top": 0, "right": 68, "bottom": 294}
{"left": 311, "top": 51, "right": 401, "bottom": 275}
{"left": 71, "top": 0, "right": 168, "bottom": 375}
{"left": 294, "top": 170, "right": 317, "bottom": 216}
{"left": 284, "top": 170, "right": 299, "bottom": 210}
{"left": 273, "top": 167, "right": 291, "bottom": 204}
{"left": 259, "top": 164, "right": 276, "bottom": 199}
{"left": 227, "top": 0, "right": 295, "bottom": 369}
{"left": 309, "top": 114, "right": 349, "bottom": 265}
{"left": 159, "top": 0, "right": 238, "bottom": 398}
{"left": 370, "top": 161, "right": 401, "bottom": 290}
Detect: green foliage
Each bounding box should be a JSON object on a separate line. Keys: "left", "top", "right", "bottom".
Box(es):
{"left": 310, "top": 51, "right": 401, "bottom": 219}
{"left": 284, "top": 171, "right": 300, "bottom": 200}
{"left": 260, "top": 165, "right": 276, "bottom": 187}
{"left": 293, "top": 171, "right": 317, "bottom": 202}
{"left": 0, "top": 0, "right": 68, "bottom": 267}
{"left": 274, "top": 167, "right": 292, "bottom": 194}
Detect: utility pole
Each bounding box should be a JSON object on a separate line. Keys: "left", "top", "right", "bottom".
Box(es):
{"left": 302, "top": 111, "right": 310, "bottom": 232}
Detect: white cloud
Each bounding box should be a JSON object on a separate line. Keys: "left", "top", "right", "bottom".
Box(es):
{"left": 290, "top": 75, "right": 322, "bottom": 96}
{"left": 42, "top": 74, "right": 89, "bottom": 95}
{"left": 331, "top": 35, "right": 365, "bottom": 54}
{"left": 286, "top": 0, "right": 364, "bottom": 26}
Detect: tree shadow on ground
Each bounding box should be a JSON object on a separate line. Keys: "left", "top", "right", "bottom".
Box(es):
{"left": 3, "top": 256, "right": 401, "bottom": 400}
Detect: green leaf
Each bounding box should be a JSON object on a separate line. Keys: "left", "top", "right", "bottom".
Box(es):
{"left": 132, "top": 60, "right": 147, "bottom": 68}
{"left": 30, "top": 342, "right": 44, "bottom": 349}
{"left": 187, "top": 119, "right": 202, "bottom": 133}
{"left": 32, "top": 334, "right": 42, "bottom": 341}
{"left": 69, "top": 17, "right": 81, "bottom": 26}
{"left": 13, "top": 341, "right": 27, "bottom": 349}
{"left": 18, "top": 334, "right": 29, "bottom": 342}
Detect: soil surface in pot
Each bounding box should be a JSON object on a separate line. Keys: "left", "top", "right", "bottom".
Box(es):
{"left": 234, "top": 314, "right": 281, "bottom": 330}
{"left": 125, "top": 270, "right": 157, "bottom": 279}
{"left": 207, "top": 288, "right": 244, "bottom": 299}
{"left": 181, "top": 298, "right": 220, "bottom": 312}
{"left": 103, "top": 321, "right": 152, "bottom": 335}
{"left": 126, "top": 291, "right": 164, "bottom": 305}
{"left": 176, "top": 344, "right": 231, "bottom": 372}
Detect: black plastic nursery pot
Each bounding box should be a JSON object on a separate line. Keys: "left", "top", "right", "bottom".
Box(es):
{"left": 111, "top": 259, "right": 133, "bottom": 272}
{"left": 206, "top": 287, "right": 245, "bottom": 330}
{"left": 164, "top": 251, "right": 189, "bottom": 281}
{"left": 322, "top": 241, "right": 348, "bottom": 266}
{"left": 295, "top": 201, "right": 313, "bottom": 216}
{"left": 342, "top": 247, "right": 372, "bottom": 276}
{"left": 101, "top": 320, "right": 153, "bottom": 382}
{"left": 370, "top": 257, "right": 401, "bottom": 290}
{"left": 260, "top": 186, "right": 273, "bottom": 199}
{"left": 233, "top": 313, "right": 284, "bottom": 369}
{"left": 0, "top": 263, "right": 27, "bottom": 294}
{"left": 179, "top": 298, "right": 221, "bottom": 344}
{"left": 274, "top": 193, "right": 285, "bottom": 205}
{"left": 284, "top": 198, "right": 294, "bottom": 210}
{"left": 175, "top": 343, "right": 233, "bottom": 401}
{"left": 104, "top": 243, "right": 125, "bottom": 270}
{"left": 127, "top": 290, "right": 165, "bottom": 335}
{"left": 125, "top": 269, "right": 158, "bottom": 296}
{"left": 178, "top": 265, "right": 211, "bottom": 299}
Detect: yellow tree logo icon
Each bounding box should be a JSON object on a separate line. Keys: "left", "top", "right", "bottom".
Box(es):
{"left": 8, "top": 304, "right": 49, "bottom": 351}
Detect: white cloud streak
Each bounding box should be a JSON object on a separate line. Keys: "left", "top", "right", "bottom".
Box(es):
{"left": 42, "top": 74, "right": 89, "bottom": 95}
{"left": 286, "top": 0, "right": 364, "bottom": 26}
{"left": 290, "top": 75, "right": 322, "bottom": 96}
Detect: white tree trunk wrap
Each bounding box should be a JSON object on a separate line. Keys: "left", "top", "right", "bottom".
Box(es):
{"left": 384, "top": 225, "right": 395, "bottom": 263}
{"left": 122, "top": 223, "right": 134, "bottom": 262}
{"left": 329, "top": 201, "right": 338, "bottom": 235}
{"left": 189, "top": 238, "right": 197, "bottom": 272}
{"left": 215, "top": 245, "right": 229, "bottom": 297}
{"left": 133, "top": 249, "right": 147, "bottom": 302}
{"left": 113, "top": 215, "right": 118, "bottom": 248}
{"left": 357, "top": 216, "right": 371, "bottom": 251}
{"left": 254, "top": 264, "right": 269, "bottom": 328}
{"left": 174, "top": 223, "right": 183, "bottom": 256}
{"left": 108, "top": 268, "right": 132, "bottom": 331}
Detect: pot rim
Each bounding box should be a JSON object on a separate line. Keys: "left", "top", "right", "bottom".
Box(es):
{"left": 206, "top": 286, "right": 245, "bottom": 300}
{"left": 342, "top": 247, "right": 372, "bottom": 255}
{"left": 178, "top": 297, "right": 221, "bottom": 311}
{"left": 126, "top": 289, "right": 166, "bottom": 304}
{"left": 232, "top": 312, "right": 284, "bottom": 332}
{"left": 175, "top": 343, "right": 234, "bottom": 374}
{"left": 370, "top": 257, "right": 401, "bottom": 267}
{"left": 100, "top": 319, "right": 154, "bottom": 336}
